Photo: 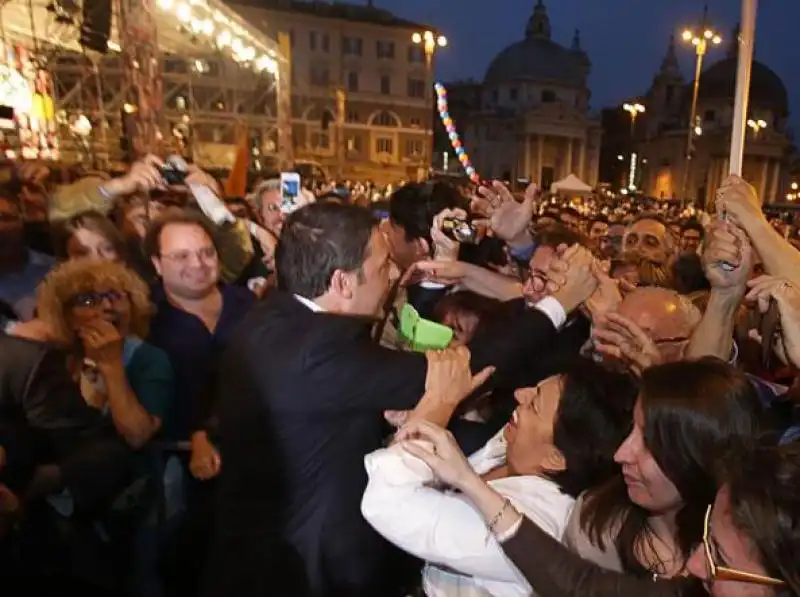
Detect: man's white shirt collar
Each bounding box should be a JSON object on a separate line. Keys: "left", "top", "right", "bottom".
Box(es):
{"left": 294, "top": 294, "right": 326, "bottom": 313}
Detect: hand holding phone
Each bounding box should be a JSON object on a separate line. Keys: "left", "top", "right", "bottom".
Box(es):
{"left": 280, "top": 172, "right": 301, "bottom": 214}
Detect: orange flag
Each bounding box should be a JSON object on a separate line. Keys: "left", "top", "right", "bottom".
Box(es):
{"left": 224, "top": 124, "right": 249, "bottom": 197}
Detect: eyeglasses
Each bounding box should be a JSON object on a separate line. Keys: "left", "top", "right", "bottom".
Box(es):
{"left": 702, "top": 504, "right": 785, "bottom": 587}
{"left": 160, "top": 246, "right": 217, "bottom": 263}
{"left": 68, "top": 290, "right": 126, "bottom": 309}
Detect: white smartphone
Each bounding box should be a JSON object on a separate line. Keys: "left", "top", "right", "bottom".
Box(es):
{"left": 280, "top": 172, "right": 301, "bottom": 214}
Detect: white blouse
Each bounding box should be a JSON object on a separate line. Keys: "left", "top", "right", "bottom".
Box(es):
{"left": 361, "top": 432, "right": 575, "bottom": 597}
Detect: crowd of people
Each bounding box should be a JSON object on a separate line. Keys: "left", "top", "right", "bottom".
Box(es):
{"left": 0, "top": 155, "right": 798, "bottom": 597}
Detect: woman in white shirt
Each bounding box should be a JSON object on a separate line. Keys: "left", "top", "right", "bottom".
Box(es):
{"left": 362, "top": 357, "right": 638, "bottom": 597}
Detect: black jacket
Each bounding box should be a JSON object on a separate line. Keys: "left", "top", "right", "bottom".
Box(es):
{"left": 206, "top": 291, "right": 561, "bottom": 597}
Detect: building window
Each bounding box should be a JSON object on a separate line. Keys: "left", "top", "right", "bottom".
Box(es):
{"left": 408, "top": 45, "right": 425, "bottom": 63}
{"left": 541, "top": 90, "right": 557, "bottom": 103}
{"left": 410, "top": 117, "right": 422, "bottom": 127}
{"left": 347, "top": 109, "right": 360, "bottom": 123}
{"left": 343, "top": 36, "right": 363, "bottom": 56}
{"left": 309, "top": 31, "right": 317, "bottom": 51}
{"left": 374, "top": 111, "right": 399, "bottom": 127}
{"left": 405, "top": 139, "right": 423, "bottom": 157}
{"left": 321, "top": 34, "right": 330, "bottom": 52}
{"left": 509, "top": 87, "right": 518, "bottom": 101}
{"left": 347, "top": 71, "right": 359, "bottom": 92}
{"left": 407, "top": 78, "right": 425, "bottom": 99}
{"left": 347, "top": 136, "right": 362, "bottom": 153}
{"left": 704, "top": 109, "right": 716, "bottom": 122}
{"left": 380, "top": 75, "right": 391, "bottom": 95}
{"left": 376, "top": 137, "right": 393, "bottom": 154}
{"left": 376, "top": 40, "right": 395, "bottom": 59}
{"left": 310, "top": 64, "right": 330, "bottom": 87}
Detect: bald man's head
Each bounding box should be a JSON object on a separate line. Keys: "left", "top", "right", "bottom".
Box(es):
{"left": 616, "top": 287, "right": 701, "bottom": 363}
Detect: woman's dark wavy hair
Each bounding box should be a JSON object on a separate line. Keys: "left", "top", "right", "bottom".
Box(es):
{"left": 546, "top": 358, "right": 638, "bottom": 499}
{"left": 579, "top": 357, "right": 766, "bottom": 576}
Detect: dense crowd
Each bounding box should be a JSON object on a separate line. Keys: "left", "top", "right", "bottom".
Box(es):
{"left": 0, "top": 156, "right": 797, "bottom": 597}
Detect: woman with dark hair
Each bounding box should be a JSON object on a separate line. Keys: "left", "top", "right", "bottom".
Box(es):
{"left": 564, "top": 358, "right": 765, "bottom": 579}
{"left": 56, "top": 209, "right": 128, "bottom": 263}
{"left": 362, "top": 358, "right": 637, "bottom": 597}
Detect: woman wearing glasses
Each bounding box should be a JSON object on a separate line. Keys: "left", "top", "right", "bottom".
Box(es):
{"left": 36, "top": 258, "right": 175, "bottom": 449}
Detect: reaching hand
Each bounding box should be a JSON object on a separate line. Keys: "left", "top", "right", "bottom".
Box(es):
{"left": 431, "top": 208, "right": 468, "bottom": 261}
{"left": 715, "top": 175, "right": 765, "bottom": 229}
{"left": 189, "top": 434, "right": 222, "bottom": 481}
{"left": 397, "top": 419, "right": 479, "bottom": 491}
{"left": 745, "top": 276, "right": 800, "bottom": 368}
{"left": 408, "top": 259, "right": 467, "bottom": 287}
{"left": 102, "top": 154, "right": 166, "bottom": 197}
{"left": 585, "top": 260, "right": 623, "bottom": 320}
{"left": 592, "top": 312, "right": 662, "bottom": 376}
{"left": 547, "top": 244, "right": 599, "bottom": 314}
{"left": 424, "top": 345, "right": 495, "bottom": 406}
{"left": 471, "top": 181, "right": 536, "bottom": 247}
{"left": 702, "top": 219, "right": 752, "bottom": 292}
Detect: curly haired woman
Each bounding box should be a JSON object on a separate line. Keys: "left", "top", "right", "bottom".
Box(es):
{"left": 36, "top": 258, "right": 175, "bottom": 449}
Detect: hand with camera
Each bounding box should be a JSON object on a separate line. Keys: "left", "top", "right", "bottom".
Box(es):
{"left": 431, "top": 207, "right": 470, "bottom": 261}
{"left": 100, "top": 154, "right": 166, "bottom": 198}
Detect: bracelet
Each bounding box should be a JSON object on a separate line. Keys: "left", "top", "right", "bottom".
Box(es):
{"left": 486, "top": 498, "right": 512, "bottom": 541}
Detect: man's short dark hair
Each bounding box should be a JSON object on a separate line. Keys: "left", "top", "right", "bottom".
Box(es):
{"left": 276, "top": 203, "right": 378, "bottom": 298}
{"left": 388, "top": 181, "right": 465, "bottom": 243}
{"left": 142, "top": 210, "right": 218, "bottom": 259}
{"left": 590, "top": 215, "right": 609, "bottom": 227}
{"left": 681, "top": 219, "right": 705, "bottom": 237}
{"left": 534, "top": 223, "right": 588, "bottom": 249}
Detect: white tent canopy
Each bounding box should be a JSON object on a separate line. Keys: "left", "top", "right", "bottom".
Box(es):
{"left": 550, "top": 174, "right": 593, "bottom": 194}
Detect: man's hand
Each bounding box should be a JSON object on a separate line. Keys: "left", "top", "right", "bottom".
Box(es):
{"left": 431, "top": 208, "right": 467, "bottom": 261}
{"left": 185, "top": 164, "right": 222, "bottom": 196}
{"left": 702, "top": 220, "right": 752, "bottom": 293}
{"left": 16, "top": 161, "right": 50, "bottom": 186}
{"left": 190, "top": 432, "right": 222, "bottom": 481}
{"left": 715, "top": 175, "right": 765, "bottom": 229}
{"left": 424, "top": 346, "right": 495, "bottom": 406}
{"left": 471, "top": 181, "right": 536, "bottom": 249}
{"left": 546, "top": 244, "right": 598, "bottom": 314}
{"left": 101, "top": 155, "right": 165, "bottom": 198}
{"left": 592, "top": 312, "right": 661, "bottom": 376}
{"left": 585, "top": 260, "right": 623, "bottom": 320}
{"left": 746, "top": 276, "right": 800, "bottom": 368}
{"left": 409, "top": 259, "right": 467, "bottom": 287}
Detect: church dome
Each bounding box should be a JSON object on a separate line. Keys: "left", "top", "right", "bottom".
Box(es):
{"left": 484, "top": 0, "right": 588, "bottom": 87}
{"left": 698, "top": 57, "right": 789, "bottom": 115}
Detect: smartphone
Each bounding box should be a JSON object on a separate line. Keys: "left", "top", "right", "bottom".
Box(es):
{"left": 280, "top": 172, "right": 301, "bottom": 213}
{"left": 161, "top": 164, "right": 186, "bottom": 185}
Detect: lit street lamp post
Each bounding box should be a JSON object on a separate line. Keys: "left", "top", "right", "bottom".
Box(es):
{"left": 412, "top": 30, "right": 447, "bottom": 176}
{"left": 623, "top": 102, "right": 645, "bottom": 190}
{"left": 747, "top": 118, "right": 768, "bottom": 135}
{"left": 679, "top": 7, "right": 723, "bottom": 207}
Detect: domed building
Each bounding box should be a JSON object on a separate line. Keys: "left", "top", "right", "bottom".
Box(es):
{"left": 635, "top": 30, "right": 791, "bottom": 205}
{"left": 459, "top": 0, "right": 602, "bottom": 188}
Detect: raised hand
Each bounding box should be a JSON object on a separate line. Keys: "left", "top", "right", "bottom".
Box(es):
{"left": 397, "top": 419, "right": 479, "bottom": 491}
{"left": 592, "top": 312, "right": 661, "bottom": 376}
{"left": 702, "top": 219, "right": 752, "bottom": 292}
{"left": 745, "top": 276, "right": 800, "bottom": 368}
{"left": 471, "top": 181, "right": 537, "bottom": 247}
{"left": 424, "top": 345, "right": 495, "bottom": 406}
{"left": 715, "top": 175, "right": 764, "bottom": 229}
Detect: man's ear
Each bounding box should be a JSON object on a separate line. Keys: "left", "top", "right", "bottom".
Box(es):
{"left": 415, "top": 237, "right": 431, "bottom": 259}
{"left": 330, "top": 269, "right": 355, "bottom": 300}
{"left": 152, "top": 257, "right": 163, "bottom": 278}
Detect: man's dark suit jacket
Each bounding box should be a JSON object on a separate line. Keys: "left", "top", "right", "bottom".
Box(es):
{"left": 206, "top": 291, "right": 560, "bottom": 597}
{"left": 0, "top": 334, "right": 133, "bottom": 511}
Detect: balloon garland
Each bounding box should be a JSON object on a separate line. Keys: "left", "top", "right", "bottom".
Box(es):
{"left": 435, "top": 82, "right": 480, "bottom": 183}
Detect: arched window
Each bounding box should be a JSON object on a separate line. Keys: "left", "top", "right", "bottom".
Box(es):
{"left": 374, "top": 111, "right": 400, "bottom": 127}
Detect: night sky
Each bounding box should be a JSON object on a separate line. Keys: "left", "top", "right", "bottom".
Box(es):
{"left": 378, "top": 0, "right": 799, "bottom": 129}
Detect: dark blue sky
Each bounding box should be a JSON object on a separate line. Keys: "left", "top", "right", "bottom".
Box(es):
{"left": 379, "top": 0, "right": 799, "bottom": 129}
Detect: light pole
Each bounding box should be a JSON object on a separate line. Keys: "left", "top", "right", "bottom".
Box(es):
{"left": 623, "top": 102, "right": 645, "bottom": 190}
{"left": 412, "top": 30, "right": 447, "bottom": 175}
{"left": 679, "top": 7, "right": 723, "bottom": 207}
{"left": 747, "top": 118, "right": 768, "bottom": 136}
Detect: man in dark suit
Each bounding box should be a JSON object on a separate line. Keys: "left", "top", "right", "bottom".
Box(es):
{"left": 206, "top": 203, "right": 597, "bottom": 597}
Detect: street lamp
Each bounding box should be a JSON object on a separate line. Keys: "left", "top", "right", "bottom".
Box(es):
{"left": 747, "top": 118, "right": 768, "bottom": 135}
{"left": 622, "top": 102, "right": 646, "bottom": 136}
{"left": 679, "top": 6, "right": 723, "bottom": 207}
{"left": 412, "top": 30, "right": 447, "bottom": 173}
{"left": 622, "top": 103, "right": 645, "bottom": 190}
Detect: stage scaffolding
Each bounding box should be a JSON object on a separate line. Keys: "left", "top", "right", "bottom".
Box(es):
{"left": 0, "top": 0, "right": 290, "bottom": 169}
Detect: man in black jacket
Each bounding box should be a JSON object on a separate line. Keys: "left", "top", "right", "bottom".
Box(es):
{"left": 206, "top": 203, "right": 597, "bottom": 597}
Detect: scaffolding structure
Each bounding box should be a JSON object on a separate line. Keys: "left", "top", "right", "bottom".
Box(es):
{"left": 0, "top": 0, "right": 289, "bottom": 169}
